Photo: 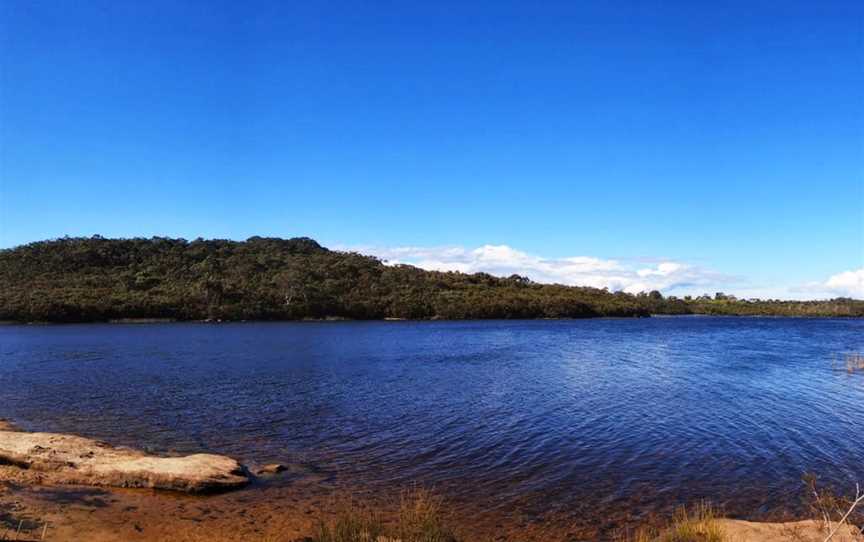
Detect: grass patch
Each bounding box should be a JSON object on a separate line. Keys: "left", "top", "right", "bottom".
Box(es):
{"left": 312, "top": 488, "right": 458, "bottom": 542}
{"left": 312, "top": 499, "right": 384, "bottom": 542}
{"left": 394, "top": 488, "right": 457, "bottom": 542}
{"left": 618, "top": 501, "right": 726, "bottom": 542}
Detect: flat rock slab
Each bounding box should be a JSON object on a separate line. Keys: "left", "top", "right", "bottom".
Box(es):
{"left": 718, "top": 519, "right": 860, "bottom": 542}
{"left": 0, "top": 430, "right": 248, "bottom": 493}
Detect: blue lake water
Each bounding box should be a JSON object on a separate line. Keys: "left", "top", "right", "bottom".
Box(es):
{"left": 1, "top": 317, "right": 863, "bottom": 531}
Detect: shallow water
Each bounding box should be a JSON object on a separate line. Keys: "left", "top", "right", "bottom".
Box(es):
{"left": 1, "top": 318, "right": 863, "bottom": 531}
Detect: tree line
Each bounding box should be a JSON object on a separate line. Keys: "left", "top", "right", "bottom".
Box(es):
{"left": 0, "top": 236, "right": 861, "bottom": 322}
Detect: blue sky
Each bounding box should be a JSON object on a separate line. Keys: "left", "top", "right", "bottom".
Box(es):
{"left": 1, "top": 1, "right": 862, "bottom": 298}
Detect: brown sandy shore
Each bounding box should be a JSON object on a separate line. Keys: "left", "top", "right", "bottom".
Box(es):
{"left": 0, "top": 420, "right": 859, "bottom": 542}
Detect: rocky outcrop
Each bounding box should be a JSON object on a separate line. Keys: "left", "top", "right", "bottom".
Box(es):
{"left": 0, "top": 430, "right": 248, "bottom": 493}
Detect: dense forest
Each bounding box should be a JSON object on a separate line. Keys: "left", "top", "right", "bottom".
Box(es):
{"left": 0, "top": 236, "right": 862, "bottom": 322}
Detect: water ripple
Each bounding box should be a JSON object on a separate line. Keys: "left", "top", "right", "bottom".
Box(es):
{"left": 1, "top": 318, "right": 863, "bottom": 523}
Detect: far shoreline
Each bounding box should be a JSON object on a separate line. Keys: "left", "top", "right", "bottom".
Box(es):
{"left": 2, "top": 313, "right": 863, "bottom": 326}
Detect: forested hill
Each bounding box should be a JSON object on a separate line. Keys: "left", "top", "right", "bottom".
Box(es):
{"left": 0, "top": 236, "right": 862, "bottom": 322}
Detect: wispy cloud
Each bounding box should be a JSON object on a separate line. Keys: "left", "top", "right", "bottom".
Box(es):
{"left": 344, "top": 243, "right": 731, "bottom": 295}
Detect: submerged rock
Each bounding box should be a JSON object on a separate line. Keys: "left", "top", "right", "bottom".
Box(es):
{"left": 0, "top": 419, "right": 22, "bottom": 432}
{"left": 0, "top": 430, "right": 248, "bottom": 493}
{"left": 255, "top": 463, "right": 286, "bottom": 475}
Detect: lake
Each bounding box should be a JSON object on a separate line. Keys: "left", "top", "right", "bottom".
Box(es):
{"left": 1, "top": 317, "right": 863, "bottom": 535}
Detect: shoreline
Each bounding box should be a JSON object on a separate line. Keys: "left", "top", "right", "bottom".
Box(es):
{"left": 1, "top": 420, "right": 860, "bottom": 541}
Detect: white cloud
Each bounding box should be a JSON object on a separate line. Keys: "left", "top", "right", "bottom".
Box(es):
{"left": 348, "top": 243, "right": 728, "bottom": 295}
{"left": 823, "top": 268, "right": 864, "bottom": 298}
{"left": 790, "top": 267, "right": 864, "bottom": 300}
{"left": 340, "top": 243, "right": 864, "bottom": 300}
{"left": 637, "top": 262, "right": 683, "bottom": 277}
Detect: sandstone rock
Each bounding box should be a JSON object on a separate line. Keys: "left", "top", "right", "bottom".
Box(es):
{"left": 718, "top": 519, "right": 860, "bottom": 542}
{"left": 0, "top": 430, "right": 248, "bottom": 493}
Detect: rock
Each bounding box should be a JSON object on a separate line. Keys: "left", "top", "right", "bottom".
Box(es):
{"left": 717, "top": 519, "right": 860, "bottom": 542}
{"left": 0, "top": 430, "right": 248, "bottom": 493}
{"left": 255, "top": 463, "right": 286, "bottom": 475}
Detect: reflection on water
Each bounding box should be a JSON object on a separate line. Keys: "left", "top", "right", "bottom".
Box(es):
{"left": 1, "top": 317, "right": 863, "bottom": 530}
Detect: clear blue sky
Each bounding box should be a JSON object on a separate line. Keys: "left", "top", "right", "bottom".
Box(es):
{"left": 1, "top": 1, "right": 862, "bottom": 297}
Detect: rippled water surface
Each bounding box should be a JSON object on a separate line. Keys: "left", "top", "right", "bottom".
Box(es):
{"left": 2, "top": 318, "right": 863, "bottom": 528}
